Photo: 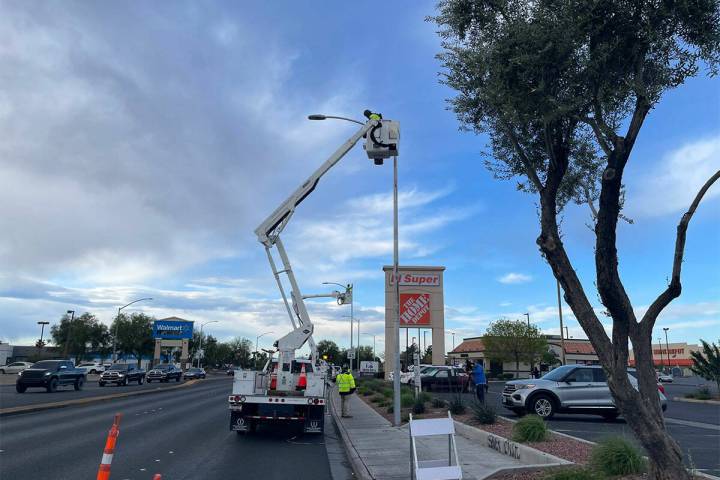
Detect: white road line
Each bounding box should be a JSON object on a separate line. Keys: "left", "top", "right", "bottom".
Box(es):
{"left": 665, "top": 418, "right": 720, "bottom": 431}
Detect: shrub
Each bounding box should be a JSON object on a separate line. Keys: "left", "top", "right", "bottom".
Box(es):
{"left": 590, "top": 437, "right": 646, "bottom": 476}
{"left": 381, "top": 388, "right": 393, "bottom": 398}
{"left": 449, "top": 396, "right": 466, "bottom": 415}
{"left": 499, "top": 373, "right": 515, "bottom": 380}
{"left": 418, "top": 391, "right": 431, "bottom": 403}
{"left": 512, "top": 415, "right": 548, "bottom": 443}
{"left": 544, "top": 467, "right": 599, "bottom": 480}
{"left": 696, "top": 386, "right": 712, "bottom": 400}
{"left": 412, "top": 399, "right": 426, "bottom": 414}
{"left": 470, "top": 401, "right": 497, "bottom": 424}
{"left": 401, "top": 393, "right": 415, "bottom": 408}
{"left": 370, "top": 394, "right": 384, "bottom": 403}
{"left": 387, "top": 404, "right": 394, "bottom": 413}
{"left": 431, "top": 397, "right": 448, "bottom": 409}
{"left": 402, "top": 412, "right": 410, "bottom": 423}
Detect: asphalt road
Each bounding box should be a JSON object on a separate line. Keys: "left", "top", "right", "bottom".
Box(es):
{"left": 436, "top": 381, "right": 720, "bottom": 477}
{"left": 0, "top": 377, "right": 348, "bottom": 480}
{"left": 0, "top": 374, "right": 197, "bottom": 410}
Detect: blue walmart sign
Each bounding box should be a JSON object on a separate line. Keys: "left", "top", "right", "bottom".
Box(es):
{"left": 153, "top": 320, "right": 194, "bottom": 339}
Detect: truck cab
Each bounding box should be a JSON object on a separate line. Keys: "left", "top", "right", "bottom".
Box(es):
{"left": 16, "top": 360, "right": 86, "bottom": 393}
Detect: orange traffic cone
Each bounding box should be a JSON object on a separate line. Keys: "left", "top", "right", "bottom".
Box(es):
{"left": 97, "top": 413, "right": 122, "bottom": 480}
{"left": 297, "top": 363, "right": 307, "bottom": 390}
{"left": 270, "top": 363, "right": 278, "bottom": 390}
{"left": 153, "top": 475, "right": 162, "bottom": 480}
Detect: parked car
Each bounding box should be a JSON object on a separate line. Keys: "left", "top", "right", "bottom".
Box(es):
{"left": 389, "top": 364, "right": 434, "bottom": 383}
{"left": 226, "top": 368, "right": 235, "bottom": 376}
{"left": 501, "top": 364, "right": 667, "bottom": 421}
{"left": 657, "top": 372, "right": 674, "bottom": 383}
{"left": 0, "top": 361, "right": 33, "bottom": 374}
{"left": 409, "top": 366, "right": 469, "bottom": 392}
{"left": 99, "top": 364, "right": 145, "bottom": 386}
{"left": 184, "top": 367, "right": 206, "bottom": 379}
{"left": 16, "top": 360, "right": 86, "bottom": 393}
{"left": 147, "top": 364, "right": 182, "bottom": 383}
{"left": 77, "top": 362, "right": 106, "bottom": 374}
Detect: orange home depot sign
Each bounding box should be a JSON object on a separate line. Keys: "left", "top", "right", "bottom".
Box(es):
{"left": 400, "top": 293, "right": 431, "bottom": 325}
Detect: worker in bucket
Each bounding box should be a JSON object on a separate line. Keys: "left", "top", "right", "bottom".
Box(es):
{"left": 473, "top": 361, "right": 487, "bottom": 404}
{"left": 337, "top": 366, "right": 356, "bottom": 418}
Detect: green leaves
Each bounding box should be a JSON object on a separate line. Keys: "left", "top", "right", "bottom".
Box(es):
{"left": 482, "top": 319, "right": 548, "bottom": 367}
{"left": 689, "top": 340, "right": 720, "bottom": 392}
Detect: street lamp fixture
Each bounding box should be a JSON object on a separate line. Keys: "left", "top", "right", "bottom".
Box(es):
{"left": 112, "top": 297, "right": 153, "bottom": 363}
{"left": 197, "top": 320, "right": 220, "bottom": 368}
{"left": 255, "top": 331, "right": 275, "bottom": 361}
{"left": 524, "top": 313, "right": 530, "bottom": 327}
{"left": 323, "top": 281, "right": 354, "bottom": 370}
{"left": 37, "top": 321, "right": 49, "bottom": 348}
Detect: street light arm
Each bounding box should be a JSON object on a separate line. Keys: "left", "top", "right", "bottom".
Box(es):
{"left": 119, "top": 297, "right": 154, "bottom": 312}
{"left": 308, "top": 115, "right": 365, "bottom": 125}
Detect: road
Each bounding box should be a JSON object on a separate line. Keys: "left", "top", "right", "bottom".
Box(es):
{"left": 436, "top": 381, "right": 720, "bottom": 477}
{"left": 0, "top": 377, "right": 349, "bottom": 480}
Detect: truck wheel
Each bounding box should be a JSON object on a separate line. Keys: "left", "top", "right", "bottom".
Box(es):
{"left": 121, "top": 378, "right": 128, "bottom": 386}
{"left": 147, "top": 379, "right": 152, "bottom": 383}
{"left": 74, "top": 377, "right": 84, "bottom": 391}
{"left": 175, "top": 375, "right": 180, "bottom": 382}
{"left": 16, "top": 383, "right": 26, "bottom": 393}
{"left": 47, "top": 377, "right": 58, "bottom": 393}
{"left": 99, "top": 382, "right": 106, "bottom": 387}
{"left": 0, "top": 369, "right": 5, "bottom": 374}
{"left": 602, "top": 412, "right": 619, "bottom": 422}
{"left": 138, "top": 376, "right": 144, "bottom": 385}
{"left": 530, "top": 394, "right": 555, "bottom": 419}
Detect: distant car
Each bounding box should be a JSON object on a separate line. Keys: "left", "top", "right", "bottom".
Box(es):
{"left": 226, "top": 368, "right": 235, "bottom": 376}
{"left": 16, "top": 360, "right": 86, "bottom": 393}
{"left": 184, "top": 367, "right": 206, "bottom": 379}
{"left": 657, "top": 372, "right": 673, "bottom": 383}
{"left": 409, "top": 366, "right": 469, "bottom": 392}
{"left": 99, "top": 364, "right": 145, "bottom": 386}
{"left": 77, "top": 362, "right": 106, "bottom": 374}
{"left": 0, "top": 362, "right": 33, "bottom": 374}
{"left": 147, "top": 364, "right": 182, "bottom": 383}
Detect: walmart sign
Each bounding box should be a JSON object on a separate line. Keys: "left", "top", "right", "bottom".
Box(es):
{"left": 153, "top": 320, "right": 194, "bottom": 339}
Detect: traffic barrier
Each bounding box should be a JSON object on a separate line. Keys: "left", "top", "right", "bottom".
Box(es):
{"left": 297, "top": 363, "right": 307, "bottom": 389}
{"left": 96, "top": 413, "right": 122, "bottom": 480}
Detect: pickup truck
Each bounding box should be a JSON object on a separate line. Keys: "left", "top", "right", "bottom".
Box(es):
{"left": 16, "top": 360, "right": 87, "bottom": 393}
{"left": 99, "top": 364, "right": 146, "bottom": 386}
{"left": 147, "top": 364, "right": 182, "bottom": 383}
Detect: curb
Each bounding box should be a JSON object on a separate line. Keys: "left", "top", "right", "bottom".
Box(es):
{"left": 0, "top": 377, "right": 226, "bottom": 416}
{"left": 327, "top": 386, "right": 373, "bottom": 480}
{"left": 673, "top": 396, "right": 720, "bottom": 405}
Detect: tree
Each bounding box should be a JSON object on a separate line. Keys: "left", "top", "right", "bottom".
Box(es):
{"left": 422, "top": 345, "right": 433, "bottom": 364}
{"left": 110, "top": 313, "right": 154, "bottom": 367}
{"left": 482, "top": 319, "right": 547, "bottom": 376}
{"left": 50, "top": 312, "right": 110, "bottom": 362}
{"left": 432, "top": 2, "right": 719, "bottom": 478}
{"left": 356, "top": 345, "right": 374, "bottom": 363}
{"left": 228, "top": 337, "right": 253, "bottom": 368}
{"left": 690, "top": 340, "right": 720, "bottom": 395}
{"left": 317, "top": 340, "right": 341, "bottom": 364}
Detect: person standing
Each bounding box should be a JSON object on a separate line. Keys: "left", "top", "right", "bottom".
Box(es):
{"left": 473, "top": 362, "right": 487, "bottom": 404}
{"left": 531, "top": 366, "right": 540, "bottom": 379}
{"left": 337, "top": 366, "right": 356, "bottom": 418}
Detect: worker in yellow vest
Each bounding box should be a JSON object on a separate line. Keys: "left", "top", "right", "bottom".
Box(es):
{"left": 336, "top": 366, "right": 356, "bottom": 418}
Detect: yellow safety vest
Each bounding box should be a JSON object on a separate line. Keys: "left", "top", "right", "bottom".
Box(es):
{"left": 337, "top": 373, "right": 355, "bottom": 393}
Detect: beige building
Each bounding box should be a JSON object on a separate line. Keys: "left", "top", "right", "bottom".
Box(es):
{"left": 629, "top": 341, "right": 700, "bottom": 376}
{"left": 448, "top": 335, "right": 600, "bottom": 379}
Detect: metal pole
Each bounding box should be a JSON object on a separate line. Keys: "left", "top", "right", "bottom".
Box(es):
{"left": 524, "top": 313, "right": 530, "bottom": 327}
{"left": 351, "top": 288, "right": 354, "bottom": 371}
{"left": 423, "top": 331, "right": 427, "bottom": 359}
{"left": 658, "top": 337, "right": 664, "bottom": 370}
{"left": 392, "top": 155, "right": 401, "bottom": 427}
{"left": 663, "top": 327, "right": 670, "bottom": 373}
{"left": 557, "top": 280, "right": 566, "bottom": 365}
{"left": 405, "top": 328, "right": 409, "bottom": 371}
{"left": 63, "top": 310, "right": 75, "bottom": 358}
{"left": 113, "top": 307, "right": 120, "bottom": 363}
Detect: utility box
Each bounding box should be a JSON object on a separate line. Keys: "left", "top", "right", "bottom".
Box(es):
{"left": 365, "top": 120, "right": 400, "bottom": 160}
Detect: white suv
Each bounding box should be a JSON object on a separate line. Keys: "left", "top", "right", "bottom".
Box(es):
{"left": 76, "top": 362, "right": 106, "bottom": 374}
{"left": 0, "top": 362, "right": 33, "bottom": 374}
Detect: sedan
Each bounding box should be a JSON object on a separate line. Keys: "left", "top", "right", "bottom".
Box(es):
{"left": 657, "top": 372, "right": 673, "bottom": 383}
{"left": 410, "top": 366, "right": 470, "bottom": 392}
{"left": 0, "top": 362, "right": 33, "bottom": 374}
{"left": 184, "top": 367, "right": 206, "bottom": 380}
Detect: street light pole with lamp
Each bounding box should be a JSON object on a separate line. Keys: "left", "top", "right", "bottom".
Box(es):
{"left": 112, "top": 297, "right": 153, "bottom": 363}
{"left": 663, "top": 327, "right": 671, "bottom": 373}
{"left": 63, "top": 310, "right": 75, "bottom": 358}
{"left": 37, "top": 321, "right": 49, "bottom": 348}
{"left": 323, "top": 281, "right": 353, "bottom": 370}
{"left": 196, "top": 320, "right": 219, "bottom": 368}
{"left": 255, "top": 331, "right": 274, "bottom": 365}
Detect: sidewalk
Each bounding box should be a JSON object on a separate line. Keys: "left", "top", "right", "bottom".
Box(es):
{"left": 329, "top": 388, "right": 527, "bottom": 480}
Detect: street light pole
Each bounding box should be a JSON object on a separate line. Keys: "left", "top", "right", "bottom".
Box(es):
{"left": 255, "top": 331, "right": 274, "bottom": 365}
{"left": 112, "top": 297, "right": 153, "bottom": 363}
{"left": 197, "top": 320, "right": 219, "bottom": 368}
{"left": 323, "top": 281, "right": 353, "bottom": 370}
{"left": 392, "top": 155, "right": 401, "bottom": 427}
{"left": 63, "top": 310, "right": 75, "bottom": 358}
{"left": 37, "top": 321, "right": 49, "bottom": 346}
{"left": 658, "top": 337, "right": 665, "bottom": 370}
{"left": 524, "top": 312, "right": 530, "bottom": 327}
{"left": 556, "top": 280, "right": 566, "bottom": 365}
{"left": 663, "top": 327, "right": 670, "bottom": 372}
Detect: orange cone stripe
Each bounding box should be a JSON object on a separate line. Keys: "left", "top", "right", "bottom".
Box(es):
{"left": 97, "top": 414, "right": 122, "bottom": 480}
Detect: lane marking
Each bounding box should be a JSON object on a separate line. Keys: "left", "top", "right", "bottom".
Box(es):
{"left": 665, "top": 418, "right": 720, "bottom": 431}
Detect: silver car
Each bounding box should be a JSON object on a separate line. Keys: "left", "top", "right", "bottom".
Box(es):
{"left": 502, "top": 364, "right": 667, "bottom": 421}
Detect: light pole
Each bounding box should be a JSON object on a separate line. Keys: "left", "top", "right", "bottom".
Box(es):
{"left": 451, "top": 332, "right": 456, "bottom": 350}
{"left": 524, "top": 312, "right": 530, "bottom": 327}
{"left": 309, "top": 112, "right": 400, "bottom": 425}
{"left": 113, "top": 297, "right": 152, "bottom": 363}
{"left": 255, "top": 331, "right": 274, "bottom": 365}
{"left": 37, "top": 321, "right": 49, "bottom": 347}
{"left": 557, "top": 280, "right": 566, "bottom": 365}
{"left": 323, "top": 281, "right": 353, "bottom": 370}
{"left": 362, "top": 333, "right": 376, "bottom": 361}
{"left": 663, "top": 327, "right": 671, "bottom": 372}
{"left": 63, "top": 310, "right": 75, "bottom": 358}
{"left": 196, "top": 320, "right": 219, "bottom": 368}
{"left": 658, "top": 337, "right": 665, "bottom": 370}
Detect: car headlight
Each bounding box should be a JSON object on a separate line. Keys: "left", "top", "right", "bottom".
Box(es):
{"left": 44, "top": 372, "right": 52, "bottom": 376}
{"left": 17, "top": 372, "right": 22, "bottom": 376}
{"left": 516, "top": 384, "right": 536, "bottom": 390}
{"left": 117, "top": 374, "right": 125, "bottom": 377}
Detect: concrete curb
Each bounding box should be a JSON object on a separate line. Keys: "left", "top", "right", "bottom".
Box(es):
{"left": 327, "top": 386, "right": 373, "bottom": 480}
{"left": 673, "top": 396, "right": 720, "bottom": 405}
{"left": 0, "top": 377, "right": 227, "bottom": 416}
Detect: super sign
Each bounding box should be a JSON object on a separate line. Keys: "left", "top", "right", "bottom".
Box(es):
{"left": 399, "top": 293, "right": 431, "bottom": 325}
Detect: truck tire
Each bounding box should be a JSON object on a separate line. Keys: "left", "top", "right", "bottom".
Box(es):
{"left": 99, "top": 381, "right": 106, "bottom": 387}
{"left": 47, "top": 377, "right": 58, "bottom": 393}
{"left": 74, "top": 377, "right": 84, "bottom": 391}
{"left": 16, "top": 383, "right": 26, "bottom": 393}
{"left": 0, "top": 369, "right": 5, "bottom": 374}
{"left": 121, "top": 378, "right": 128, "bottom": 386}
{"left": 147, "top": 379, "right": 152, "bottom": 383}
{"left": 529, "top": 393, "right": 556, "bottom": 419}
{"left": 175, "top": 375, "right": 180, "bottom": 382}
{"left": 138, "top": 376, "right": 144, "bottom": 385}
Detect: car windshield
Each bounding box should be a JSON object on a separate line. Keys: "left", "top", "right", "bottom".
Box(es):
{"left": 31, "top": 361, "right": 59, "bottom": 369}
{"left": 541, "top": 365, "right": 575, "bottom": 381}
{"left": 78, "top": 363, "right": 95, "bottom": 367}
{"left": 108, "top": 364, "right": 129, "bottom": 371}
{"left": 187, "top": 368, "right": 201, "bottom": 373}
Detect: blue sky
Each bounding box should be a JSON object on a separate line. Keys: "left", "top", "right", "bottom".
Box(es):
{"left": 1, "top": 1, "right": 718, "bottom": 354}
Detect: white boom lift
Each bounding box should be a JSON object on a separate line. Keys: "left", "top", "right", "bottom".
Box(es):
{"left": 228, "top": 110, "right": 399, "bottom": 434}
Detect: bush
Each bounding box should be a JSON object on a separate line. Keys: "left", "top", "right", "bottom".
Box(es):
{"left": 370, "top": 394, "right": 384, "bottom": 403}
{"left": 470, "top": 401, "right": 497, "bottom": 424}
{"left": 512, "top": 415, "right": 548, "bottom": 443}
{"left": 381, "top": 388, "right": 393, "bottom": 398}
{"left": 412, "top": 399, "right": 426, "bottom": 414}
{"left": 418, "top": 391, "right": 431, "bottom": 403}
{"left": 449, "top": 396, "right": 466, "bottom": 415}
{"left": 499, "top": 373, "right": 515, "bottom": 380}
{"left": 401, "top": 393, "right": 415, "bottom": 408}
{"left": 590, "top": 437, "right": 646, "bottom": 476}
{"left": 431, "top": 397, "right": 448, "bottom": 409}
{"left": 402, "top": 412, "right": 410, "bottom": 423}
{"left": 695, "top": 386, "right": 712, "bottom": 400}
{"left": 387, "top": 404, "right": 394, "bottom": 413}
{"left": 544, "top": 467, "right": 599, "bottom": 480}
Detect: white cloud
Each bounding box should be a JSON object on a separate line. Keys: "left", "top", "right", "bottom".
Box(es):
{"left": 628, "top": 135, "right": 720, "bottom": 217}
{"left": 497, "top": 273, "right": 533, "bottom": 284}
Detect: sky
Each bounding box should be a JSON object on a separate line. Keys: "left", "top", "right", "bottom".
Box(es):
{"left": 1, "top": 1, "right": 718, "bottom": 356}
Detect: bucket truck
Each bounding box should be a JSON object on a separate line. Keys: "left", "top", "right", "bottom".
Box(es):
{"left": 229, "top": 110, "right": 400, "bottom": 434}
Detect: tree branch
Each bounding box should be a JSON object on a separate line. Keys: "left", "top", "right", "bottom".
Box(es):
{"left": 641, "top": 169, "right": 720, "bottom": 329}
{"left": 501, "top": 121, "right": 544, "bottom": 192}
{"left": 592, "top": 99, "right": 619, "bottom": 146}
{"left": 582, "top": 116, "right": 613, "bottom": 156}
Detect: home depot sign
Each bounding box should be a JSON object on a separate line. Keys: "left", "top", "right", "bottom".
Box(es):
{"left": 400, "top": 293, "right": 431, "bottom": 325}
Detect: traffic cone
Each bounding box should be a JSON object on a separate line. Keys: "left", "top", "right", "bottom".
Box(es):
{"left": 153, "top": 475, "right": 162, "bottom": 480}
{"left": 97, "top": 413, "right": 122, "bottom": 480}
{"left": 297, "top": 363, "right": 307, "bottom": 390}
{"left": 270, "top": 363, "right": 278, "bottom": 390}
